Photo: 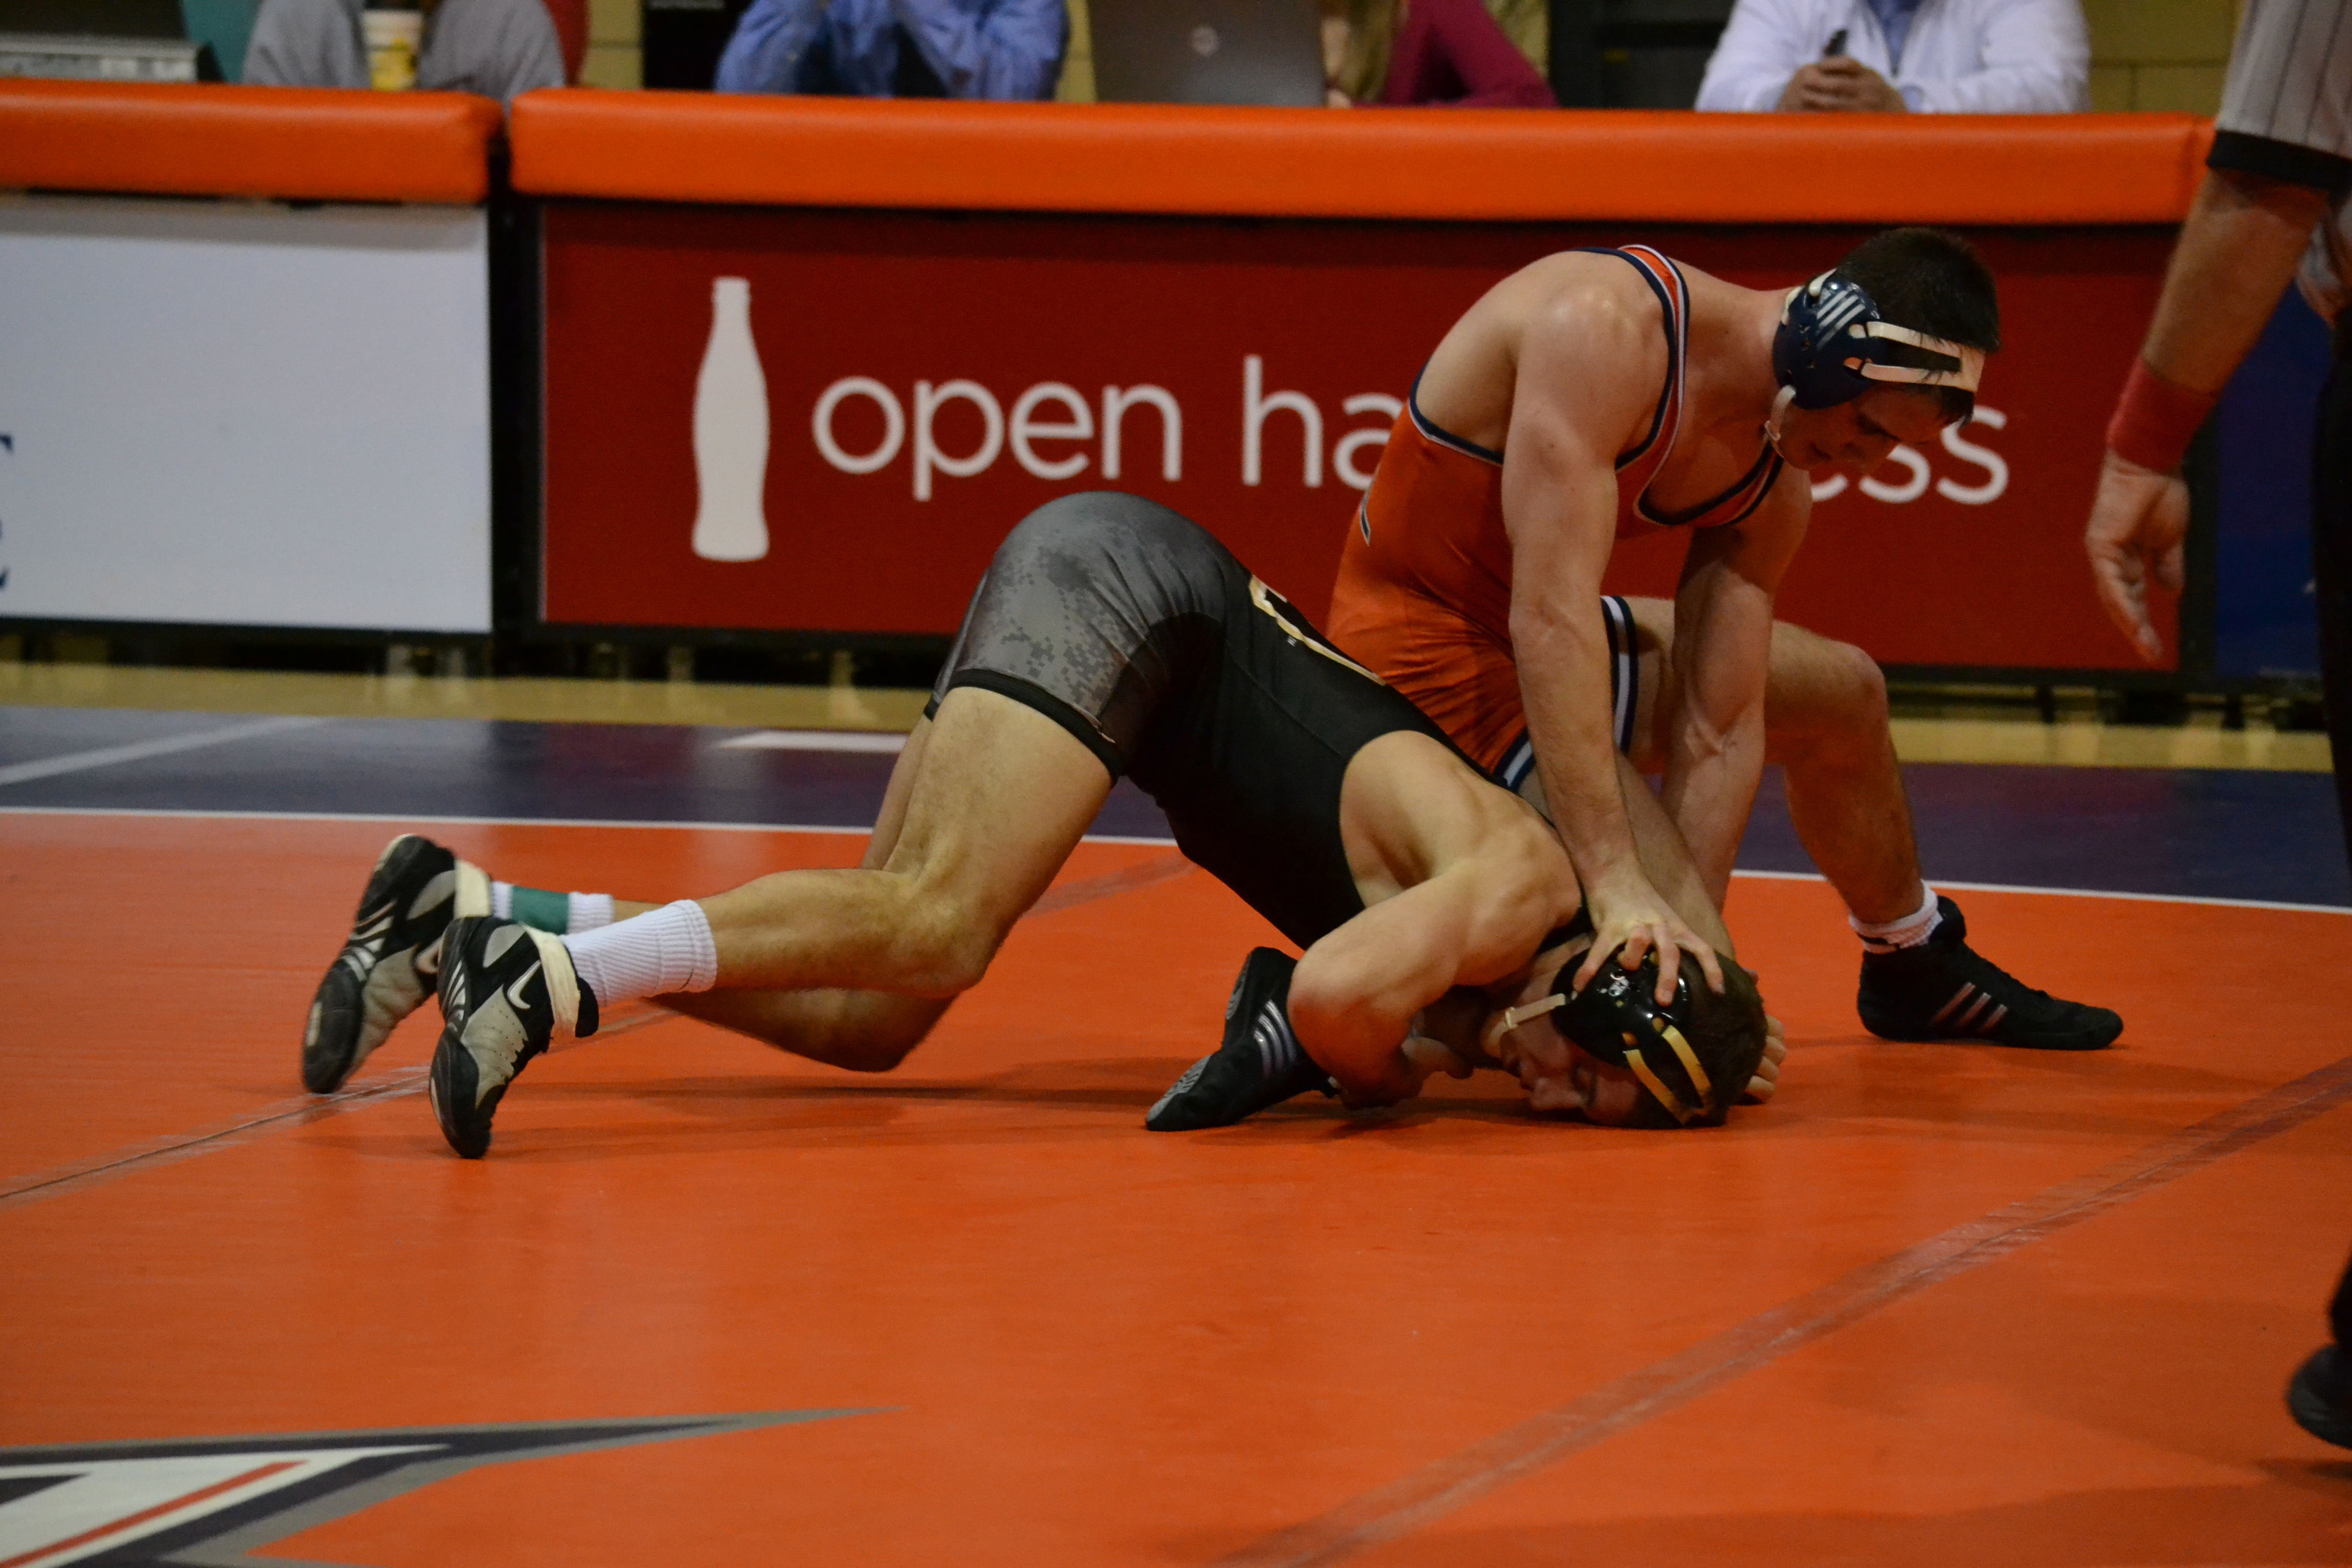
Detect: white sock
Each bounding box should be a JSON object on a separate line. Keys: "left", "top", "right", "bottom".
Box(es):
{"left": 562, "top": 899, "right": 718, "bottom": 1008}
{"left": 568, "top": 892, "right": 615, "bottom": 932}
{"left": 1851, "top": 885, "right": 1941, "bottom": 954}
{"left": 491, "top": 879, "right": 513, "bottom": 919}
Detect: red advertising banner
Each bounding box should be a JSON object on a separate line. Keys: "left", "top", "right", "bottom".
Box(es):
{"left": 542, "top": 206, "right": 2176, "bottom": 671}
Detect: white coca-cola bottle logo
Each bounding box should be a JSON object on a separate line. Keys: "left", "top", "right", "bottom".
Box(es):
{"left": 691, "top": 277, "right": 770, "bottom": 562}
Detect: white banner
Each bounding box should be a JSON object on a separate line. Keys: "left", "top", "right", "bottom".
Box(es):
{"left": 0, "top": 195, "right": 491, "bottom": 632}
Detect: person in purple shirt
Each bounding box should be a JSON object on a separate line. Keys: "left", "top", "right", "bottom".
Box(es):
{"left": 1321, "top": 0, "right": 1556, "bottom": 109}
{"left": 715, "top": 0, "right": 1065, "bottom": 99}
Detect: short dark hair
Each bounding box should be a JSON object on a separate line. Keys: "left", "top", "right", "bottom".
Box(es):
{"left": 1830, "top": 227, "right": 2000, "bottom": 422}
{"left": 1625, "top": 954, "right": 1768, "bottom": 1130}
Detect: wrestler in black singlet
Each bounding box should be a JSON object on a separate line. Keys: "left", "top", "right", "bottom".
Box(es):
{"left": 925, "top": 492, "right": 1462, "bottom": 949}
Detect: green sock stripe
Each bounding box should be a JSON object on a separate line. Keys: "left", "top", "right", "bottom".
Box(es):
{"left": 510, "top": 886, "right": 571, "bottom": 934}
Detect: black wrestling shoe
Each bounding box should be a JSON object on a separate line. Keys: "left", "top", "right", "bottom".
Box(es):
{"left": 429, "top": 916, "right": 591, "bottom": 1158}
{"left": 302, "top": 834, "right": 488, "bottom": 1093}
{"left": 1856, "top": 896, "right": 2122, "bottom": 1051}
{"left": 1146, "top": 948, "right": 1333, "bottom": 1131}
{"left": 2288, "top": 1346, "right": 2352, "bottom": 1450}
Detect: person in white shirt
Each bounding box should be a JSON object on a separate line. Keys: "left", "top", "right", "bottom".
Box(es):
{"left": 1697, "top": 0, "right": 2087, "bottom": 115}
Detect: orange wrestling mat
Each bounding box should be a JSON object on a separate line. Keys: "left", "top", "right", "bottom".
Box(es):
{"left": 4, "top": 813, "right": 2349, "bottom": 1565}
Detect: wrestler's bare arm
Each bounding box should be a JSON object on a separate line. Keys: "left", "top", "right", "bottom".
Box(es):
{"left": 1288, "top": 845, "right": 1565, "bottom": 1104}
{"left": 1499, "top": 287, "right": 1722, "bottom": 1001}
{"left": 1657, "top": 468, "right": 1809, "bottom": 905}
{"left": 1289, "top": 736, "right": 1576, "bottom": 1104}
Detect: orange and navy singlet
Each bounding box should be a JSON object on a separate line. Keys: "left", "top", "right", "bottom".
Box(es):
{"left": 1326, "top": 246, "right": 1785, "bottom": 787}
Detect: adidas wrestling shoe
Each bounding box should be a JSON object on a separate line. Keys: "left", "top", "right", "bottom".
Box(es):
{"left": 429, "top": 916, "right": 594, "bottom": 1159}
{"left": 1856, "top": 896, "right": 2123, "bottom": 1051}
{"left": 1146, "top": 947, "right": 1334, "bottom": 1131}
{"left": 302, "top": 834, "right": 489, "bottom": 1093}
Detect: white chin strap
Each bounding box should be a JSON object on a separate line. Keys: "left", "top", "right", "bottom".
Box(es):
{"left": 1763, "top": 384, "right": 1799, "bottom": 456}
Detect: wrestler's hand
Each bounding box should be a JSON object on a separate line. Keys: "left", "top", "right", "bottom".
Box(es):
{"left": 1737, "top": 1013, "right": 1787, "bottom": 1105}
{"left": 1403, "top": 1034, "right": 1473, "bottom": 1083}
{"left": 1525, "top": 1071, "right": 1582, "bottom": 1115}
{"left": 1338, "top": 1035, "right": 1466, "bottom": 1110}
{"left": 1576, "top": 870, "right": 1726, "bottom": 1005}
{"left": 2085, "top": 449, "right": 2188, "bottom": 665}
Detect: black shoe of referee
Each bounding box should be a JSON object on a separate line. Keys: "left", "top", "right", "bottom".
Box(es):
{"left": 2288, "top": 1345, "right": 2352, "bottom": 1450}
{"left": 1856, "top": 896, "right": 2122, "bottom": 1051}
{"left": 1146, "top": 948, "right": 1335, "bottom": 1131}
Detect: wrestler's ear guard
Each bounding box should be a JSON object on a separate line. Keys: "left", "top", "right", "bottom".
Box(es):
{"left": 1499, "top": 951, "right": 1713, "bottom": 1126}
{"left": 1772, "top": 271, "right": 1986, "bottom": 415}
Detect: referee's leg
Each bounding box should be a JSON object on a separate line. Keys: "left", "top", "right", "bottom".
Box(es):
{"left": 2318, "top": 314, "right": 2352, "bottom": 868}
{"left": 2289, "top": 322, "right": 2352, "bottom": 1451}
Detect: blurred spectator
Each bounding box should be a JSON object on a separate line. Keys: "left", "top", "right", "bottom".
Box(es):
{"left": 1322, "top": 0, "right": 1556, "bottom": 108}
{"left": 243, "top": 0, "right": 563, "bottom": 100}
{"left": 1696, "top": 0, "right": 2087, "bottom": 115}
{"left": 715, "top": 0, "right": 1065, "bottom": 98}
{"left": 1482, "top": 0, "right": 1545, "bottom": 73}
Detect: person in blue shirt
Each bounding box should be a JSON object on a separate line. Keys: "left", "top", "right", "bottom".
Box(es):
{"left": 715, "top": 0, "right": 1066, "bottom": 99}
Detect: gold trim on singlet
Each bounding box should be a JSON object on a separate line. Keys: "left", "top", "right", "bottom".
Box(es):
{"left": 1249, "top": 577, "right": 1388, "bottom": 687}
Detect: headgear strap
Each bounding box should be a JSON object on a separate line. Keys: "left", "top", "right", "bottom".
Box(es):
{"left": 1772, "top": 272, "right": 1983, "bottom": 414}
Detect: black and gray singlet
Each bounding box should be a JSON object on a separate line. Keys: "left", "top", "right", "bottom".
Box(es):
{"left": 925, "top": 492, "right": 1462, "bottom": 950}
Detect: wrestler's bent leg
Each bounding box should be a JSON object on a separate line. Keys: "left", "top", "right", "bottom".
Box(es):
{"left": 654, "top": 694, "right": 1109, "bottom": 1067}
{"left": 689, "top": 687, "right": 1110, "bottom": 1001}
{"left": 425, "top": 690, "right": 1114, "bottom": 1154}
{"left": 1623, "top": 596, "right": 2120, "bottom": 1050}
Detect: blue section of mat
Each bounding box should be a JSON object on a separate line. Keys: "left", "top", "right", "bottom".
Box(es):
{"left": 3, "top": 706, "right": 2346, "bottom": 908}
{"left": 1739, "top": 764, "right": 2350, "bottom": 909}
{"left": 0, "top": 709, "right": 1177, "bottom": 839}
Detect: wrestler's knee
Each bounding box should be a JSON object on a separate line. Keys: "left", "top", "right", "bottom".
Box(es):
{"left": 1828, "top": 638, "right": 1890, "bottom": 730}
{"left": 819, "top": 1017, "right": 938, "bottom": 1073}
{"left": 1772, "top": 630, "right": 1889, "bottom": 748}
{"left": 889, "top": 889, "right": 1008, "bottom": 996}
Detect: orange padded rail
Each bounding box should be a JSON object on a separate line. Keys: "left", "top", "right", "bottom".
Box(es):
{"left": 510, "top": 94, "right": 2209, "bottom": 224}
{"left": 0, "top": 80, "right": 501, "bottom": 204}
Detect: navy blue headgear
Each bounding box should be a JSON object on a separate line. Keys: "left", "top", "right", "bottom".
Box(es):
{"left": 1771, "top": 271, "right": 1986, "bottom": 414}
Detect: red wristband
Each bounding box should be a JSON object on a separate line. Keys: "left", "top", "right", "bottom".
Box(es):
{"left": 2104, "top": 357, "right": 2217, "bottom": 473}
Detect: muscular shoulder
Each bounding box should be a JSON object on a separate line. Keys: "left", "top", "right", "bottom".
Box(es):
{"left": 1512, "top": 251, "right": 1670, "bottom": 369}
{"left": 1421, "top": 251, "right": 1670, "bottom": 454}
{"left": 1506, "top": 253, "right": 1674, "bottom": 452}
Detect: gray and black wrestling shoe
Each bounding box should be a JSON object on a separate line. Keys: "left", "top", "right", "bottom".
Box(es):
{"left": 302, "top": 834, "right": 490, "bottom": 1093}
{"left": 428, "top": 916, "right": 595, "bottom": 1159}
{"left": 1146, "top": 947, "right": 1334, "bottom": 1131}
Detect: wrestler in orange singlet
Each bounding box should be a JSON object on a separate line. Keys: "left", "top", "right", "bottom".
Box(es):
{"left": 1329, "top": 231, "right": 2124, "bottom": 1052}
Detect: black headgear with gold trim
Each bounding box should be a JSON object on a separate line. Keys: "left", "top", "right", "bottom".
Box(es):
{"left": 1510, "top": 953, "right": 1717, "bottom": 1126}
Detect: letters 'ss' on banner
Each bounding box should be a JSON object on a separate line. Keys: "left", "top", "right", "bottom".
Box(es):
{"left": 541, "top": 209, "right": 2176, "bottom": 671}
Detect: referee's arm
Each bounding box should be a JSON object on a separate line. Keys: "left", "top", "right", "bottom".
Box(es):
{"left": 2085, "top": 0, "right": 2351, "bottom": 662}
{"left": 2085, "top": 166, "right": 2331, "bottom": 660}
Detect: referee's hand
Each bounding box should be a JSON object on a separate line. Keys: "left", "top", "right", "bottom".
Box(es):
{"left": 2085, "top": 449, "right": 2189, "bottom": 665}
